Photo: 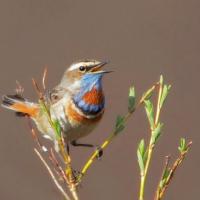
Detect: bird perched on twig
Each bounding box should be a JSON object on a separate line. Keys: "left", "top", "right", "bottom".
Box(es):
{"left": 2, "top": 59, "right": 111, "bottom": 152}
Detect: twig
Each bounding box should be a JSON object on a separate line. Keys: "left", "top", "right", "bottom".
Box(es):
{"left": 42, "top": 67, "right": 48, "bottom": 91}
{"left": 34, "top": 148, "right": 72, "bottom": 200}
{"left": 154, "top": 80, "right": 163, "bottom": 127}
{"left": 80, "top": 83, "right": 157, "bottom": 179}
{"left": 49, "top": 148, "right": 69, "bottom": 184}
{"left": 80, "top": 134, "right": 114, "bottom": 177}
{"left": 32, "top": 77, "right": 79, "bottom": 199}
{"left": 154, "top": 155, "right": 170, "bottom": 200}
{"left": 26, "top": 117, "right": 47, "bottom": 152}
{"left": 29, "top": 123, "right": 76, "bottom": 199}
{"left": 80, "top": 112, "right": 135, "bottom": 178}
{"left": 155, "top": 141, "right": 192, "bottom": 200}
{"left": 70, "top": 187, "right": 80, "bottom": 200}
{"left": 32, "top": 78, "right": 43, "bottom": 99}
{"left": 139, "top": 81, "right": 162, "bottom": 200}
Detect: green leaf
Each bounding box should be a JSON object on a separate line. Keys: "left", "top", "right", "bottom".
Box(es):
{"left": 160, "top": 168, "right": 170, "bottom": 188}
{"left": 54, "top": 120, "right": 62, "bottom": 138}
{"left": 144, "top": 100, "right": 154, "bottom": 129}
{"left": 151, "top": 123, "right": 163, "bottom": 145}
{"left": 138, "top": 139, "right": 145, "bottom": 157}
{"left": 178, "top": 138, "right": 186, "bottom": 153}
{"left": 143, "top": 149, "right": 148, "bottom": 165}
{"left": 162, "top": 168, "right": 170, "bottom": 180}
{"left": 137, "top": 139, "right": 146, "bottom": 173}
{"left": 128, "top": 86, "right": 136, "bottom": 113}
{"left": 137, "top": 151, "right": 145, "bottom": 174}
{"left": 114, "top": 115, "right": 125, "bottom": 135}
{"left": 159, "top": 84, "right": 171, "bottom": 109}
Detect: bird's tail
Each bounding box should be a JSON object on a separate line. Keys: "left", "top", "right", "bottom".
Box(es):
{"left": 2, "top": 94, "right": 39, "bottom": 117}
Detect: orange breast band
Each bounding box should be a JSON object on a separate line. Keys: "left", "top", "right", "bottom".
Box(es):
{"left": 82, "top": 88, "right": 104, "bottom": 105}
{"left": 67, "top": 102, "right": 103, "bottom": 124}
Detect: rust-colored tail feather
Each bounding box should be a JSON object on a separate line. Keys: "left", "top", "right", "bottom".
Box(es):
{"left": 2, "top": 95, "right": 39, "bottom": 117}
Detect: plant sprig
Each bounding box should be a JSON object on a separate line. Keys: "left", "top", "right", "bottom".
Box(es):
{"left": 137, "top": 75, "right": 192, "bottom": 200}
{"left": 155, "top": 139, "right": 192, "bottom": 200}
{"left": 138, "top": 75, "right": 171, "bottom": 200}
{"left": 22, "top": 70, "right": 191, "bottom": 200}
{"left": 32, "top": 75, "right": 79, "bottom": 200}
{"left": 79, "top": 83, "right": 157, "bottom": 179}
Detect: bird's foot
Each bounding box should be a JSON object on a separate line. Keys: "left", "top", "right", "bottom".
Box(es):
{"left": 95, "top": 146, "right": 103, "bottom": 160}
{"left": 70, "top": 140, "right": 103, "bottom": 159}
{"left": 72, "top": 169, "right": 84, "bottom": 185}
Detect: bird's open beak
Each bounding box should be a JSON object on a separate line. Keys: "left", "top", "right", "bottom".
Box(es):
{"left": 90, "top": 61, "right": 113, "bottom": 74}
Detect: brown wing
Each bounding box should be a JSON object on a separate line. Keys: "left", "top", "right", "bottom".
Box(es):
{"left": 46, "top": 86, "right": 70, "bottom": 104}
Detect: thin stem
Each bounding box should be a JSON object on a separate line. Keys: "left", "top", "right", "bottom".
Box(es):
{"left": 139, "top": 81, "right": 163, "bottom": 200}
{"left": 42, "top": 66, "right": 48, "bottom": 91}
{"left": 81, "top": 108, "right": 135, "bottom": 178}
{"left": 34, "top": 148, "right": 72, "bottom": 200}
{"left": 81, "top": 134, "right": 114, "bottom": 176}
{"left": 70, "top": 187, "right": 80, "bottom": 200}
{"left": 155, "top": 142, "right": 192, "bottom": 200}
{"left": 154, "top": 156, "right": 170, "bottom": 200}
{"left": 139, "top": 176, "right": 145, "bottom": 200}
{"left": 40, "top": 100, "right": 78, "bottom": 196}
{"left": 155, "top": 81, "right": 163, "bottom": 126}
{"left": 81, "top": 84, "right": 157, "bottom": 180}
{"left": 32, "top": 78, "right": 79, "bottom": 198}
{"left": 139, "top": 146, "right": 153, "bottom": 200}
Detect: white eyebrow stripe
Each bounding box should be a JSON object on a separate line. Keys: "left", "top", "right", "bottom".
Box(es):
{"left": 68, "top": 62, "right": 84, "bottom": 71}
{"left": 68, "top": 61, "right": 99, "bottom": 71}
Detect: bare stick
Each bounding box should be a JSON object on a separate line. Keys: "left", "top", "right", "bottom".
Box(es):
{"left": 34, "top": 148, "right": 72, "bottom": 200}
{"left": 49, "top": 148, "right": 69, "bottom": 184}
{"left": 32, "top": 78, "right": 43, "bottom": 99}
{"left": 42, "top": 67, "right": 48, "bottom": 91}
{"left": 26, "top": 117, "right": 47, "bottom": 151}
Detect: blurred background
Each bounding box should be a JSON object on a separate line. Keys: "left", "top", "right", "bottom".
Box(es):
{"left": 0, "top": 0, "right": 199, "bottom": 199}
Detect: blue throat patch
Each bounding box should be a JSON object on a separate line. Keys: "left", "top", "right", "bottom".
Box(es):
{"left": 73, "top": 73, "right": 105, "bottom": 115}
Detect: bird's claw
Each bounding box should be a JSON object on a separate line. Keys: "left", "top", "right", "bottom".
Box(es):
{"left": 95, "top": 146, "right": 103, "bottom": 160}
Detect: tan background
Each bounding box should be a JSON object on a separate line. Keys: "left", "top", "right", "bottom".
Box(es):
{"left": 0, "top": 0, "right": 199, "bottom": 199}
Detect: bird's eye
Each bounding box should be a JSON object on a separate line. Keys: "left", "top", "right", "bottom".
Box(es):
{"left": 79, "top": 66, "right": 86, "bottom": 72}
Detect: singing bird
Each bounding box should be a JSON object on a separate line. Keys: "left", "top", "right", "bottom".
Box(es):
{"left": 2, "top": 60, "right": 110, "bottom": 152}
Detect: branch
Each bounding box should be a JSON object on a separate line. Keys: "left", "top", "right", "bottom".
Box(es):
{"left": 80, "top": 84, "right": 157, "bottom": 180}
{"left": 26, "top": 117, "right": 47, "bottom": 152}
{"left": 138, "top": 75, "right": 171, "bottom": 200}
{"left": 34, "top": 148, "right": 72, "bottom": 200}
{"left": 32, "top": 77, "right": 79, "bottom": 199}
{"left": 155, "top": 141, "right": 192, "bottom": 200}
{"left": 42, "top": 66, "right": 48, "bottom": 91}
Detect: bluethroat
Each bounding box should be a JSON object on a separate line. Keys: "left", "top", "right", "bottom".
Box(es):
{"left": 2, "top": 59, "right": 110, "bottom": 153}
